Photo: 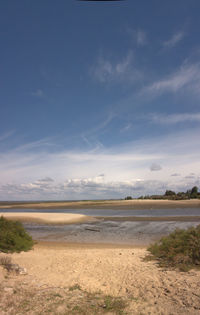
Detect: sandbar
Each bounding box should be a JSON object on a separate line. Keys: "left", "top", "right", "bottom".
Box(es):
{"left": 0, "top": 199, "right": 200, "bottom": 209}
{"left": 0, "top": 212, "right": 94, "bottom": 224}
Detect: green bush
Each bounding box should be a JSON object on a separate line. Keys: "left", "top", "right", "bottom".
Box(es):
{"left": 0, "top": 216, "right": 34, "bottom": 253}
{"left": 147, "top": 225, "right": 200, "bottom": 271}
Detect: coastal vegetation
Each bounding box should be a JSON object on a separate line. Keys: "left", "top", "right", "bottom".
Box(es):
{"left": 146, "top": 225, "right": 200, "bottom": 271}
{"left": 125, "top": 186, "right": 200, "bottom": 200}
{"left": 0, "top": 282, "right": 128, "bottom": 315}
{"left": 0, "top": 216, "right": 34, "bottom": 253}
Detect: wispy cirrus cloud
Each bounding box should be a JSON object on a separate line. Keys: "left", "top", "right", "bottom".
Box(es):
{"left": 127, "top": 27, "right": 147, "bottom": 46}
{"left": 0, "top": 130, "right": 15, "bottom": 142}
{"left": 145, "top": 62, "right": 200, "bottom": 95}
{"left": 120, "top": 123, "right": 132, "bottom": 133}
{"left": 136, "top": 29, "right": 147, "bottom": 46}
{"left": 90, "top": 51, "right": 142, "bottom": 84}
{"left": 150, "top": 112, "right": 200, "bottom": 124}
{"left": 163, "top": 31, "right": 185, "bottom": 49}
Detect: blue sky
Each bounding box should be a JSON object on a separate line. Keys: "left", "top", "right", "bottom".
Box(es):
{"left": 0, "top": 0, "right": 200, "bottom": 200}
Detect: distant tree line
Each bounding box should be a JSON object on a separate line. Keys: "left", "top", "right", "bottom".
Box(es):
{"left": 125, "top": 186, "right": 200, "bottom": 200}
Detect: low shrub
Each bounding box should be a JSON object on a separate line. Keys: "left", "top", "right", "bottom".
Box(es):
{"left": 147, "top": 225, "right": 200, "bottom": 271}
{"left": 0, "top": 216, "right": 34, "bottom": 253}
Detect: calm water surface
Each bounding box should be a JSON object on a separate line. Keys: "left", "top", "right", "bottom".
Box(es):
{"left": 2, "top": 208, "right": 200, "bottom": 245}
{"left": 2, "top": 207, "right": 200, "bottom": 216}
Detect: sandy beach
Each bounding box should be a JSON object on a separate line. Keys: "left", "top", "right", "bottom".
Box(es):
{"left": 0, "top": 242, "right": 200, "bottom": 314}
{"left": 1, "top": 200, "right": 200, "bottom": 313}
{"left": 0, "top": 199, "right": 200, "bottom": 210}
{"left": 0, "top": 212, "right": 93, "bottom": 224}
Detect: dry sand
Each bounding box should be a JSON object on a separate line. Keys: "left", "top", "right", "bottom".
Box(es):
{"left": 1, "top": 199, "right": 200, "bottom": 209}
{"left": 0, "top": 212, "right": 93, "bottom": 224}
{"left": 1, "top": 242, "right": 200, "bottom": 314}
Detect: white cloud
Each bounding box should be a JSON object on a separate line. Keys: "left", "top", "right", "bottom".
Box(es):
{"left": 0, "top": 178, "right": 166, "bottom": 200}
{"left": 1, "top": 174, "right": 199, "bottom": 200}
{"left": 163, "top": 31, "right": 185, "bottom": 49}
{"left": 145, "top": 63, "right": 200, "bottom": 95}
{"left": 0, "top": 127, "right": 200, "bottom": 200}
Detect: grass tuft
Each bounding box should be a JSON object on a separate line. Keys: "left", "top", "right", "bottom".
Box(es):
{"left": 68, "top": 284, "right": 81, "bottom": 291}
{"left": 102, "top": 295, "right": 127, "bottom": 313}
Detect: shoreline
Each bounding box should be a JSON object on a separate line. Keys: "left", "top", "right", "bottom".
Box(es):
{"left": 0, "top": 199, "right": 200, "bottom": 210}
{"left": 1, "top": 212, "right": 200, "bottom": 224}
{"left": 99, "top": 215, "right": 200, "bottom": 222}
{"left": 35, "top": 240, "right": 143, "bottom": 249}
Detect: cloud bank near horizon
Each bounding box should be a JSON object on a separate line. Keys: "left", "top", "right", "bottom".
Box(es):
{"left": 0, "top": 126, "right": 199, "bottom": 200}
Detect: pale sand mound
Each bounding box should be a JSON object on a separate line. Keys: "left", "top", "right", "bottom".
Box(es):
{"left": 0, "top": 212, "right": 93, "bottom": 224}
{"left": 6, "top": 243, "right": 200, "bottom": 314}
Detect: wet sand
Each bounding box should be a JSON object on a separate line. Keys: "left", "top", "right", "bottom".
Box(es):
{"left": 0, "top": 199, "right": 200, "bottom": 210}
{"left": 100, "top": 215, "right": 200, "bottom": 222}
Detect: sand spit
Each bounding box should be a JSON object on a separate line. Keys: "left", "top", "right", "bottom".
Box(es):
{"left": 0, "top": 212, "right": 93, "bottom": 224}
{"left": 0, "top": 199, "right": 200, "bottom": 210}
{"left": 0, "top": 242, "right": 199, "bottom": 314}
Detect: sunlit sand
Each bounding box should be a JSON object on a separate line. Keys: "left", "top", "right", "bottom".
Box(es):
{"left": 0, "top": 212, "right": 93, "bottom": 224}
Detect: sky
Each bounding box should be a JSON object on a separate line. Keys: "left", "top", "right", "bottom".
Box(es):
{"left": 0, "top": 0, "right": 200, "bottom": 200}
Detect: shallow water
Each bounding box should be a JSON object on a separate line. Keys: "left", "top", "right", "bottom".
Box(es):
{"left": 2, "top": 208, "right": 200, "bottom": 245}
{"left": 2, "top": 207, "right": 200, "bottom": 217}
{"left": 24, "top": 220, "right": 200, "bottom": 246}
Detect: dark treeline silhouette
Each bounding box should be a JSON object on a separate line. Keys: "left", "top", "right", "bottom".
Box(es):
{"left": 125, "top": 186, "right": 200, "bottom": 200}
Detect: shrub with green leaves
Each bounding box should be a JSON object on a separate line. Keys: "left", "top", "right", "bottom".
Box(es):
{"left": 0, "top": 216, "right": 34, "bottom": 253}
{"left": 147, "top": 225, "right": 200, "bottom": 271}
